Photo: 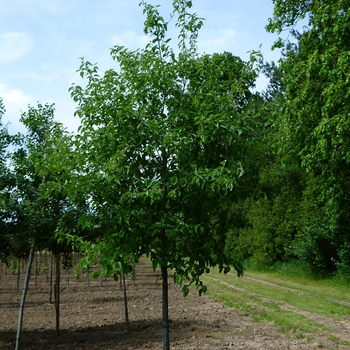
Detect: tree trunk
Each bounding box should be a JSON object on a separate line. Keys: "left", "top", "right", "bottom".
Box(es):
{"left": 35, "top": 251, "right": 38, "bottom": 288}
{"left": 15, "top": 249, "right": 34, "bottom": 350}
{"left": 161, "top": 264, "right": 170, "bottom": 350}
{"left": 16, "top": 258, "right": 21, "bottom": 293}
{"left": 131, "top": 263, "right": 136, "bottom": 286}
{"left": 122, "top": 271, "right": 130, "bottom": 333}
{"left": 49, "top": 251, "right": 53, "bottom": 303}
{"left": 161, "top": 175, "right": 170, "bottom": 350}
{"left": 87, "top": 268, "right": 90, "bottom": 291}
{"left": 54, "top": 253, "right": 60, "bottom": 336}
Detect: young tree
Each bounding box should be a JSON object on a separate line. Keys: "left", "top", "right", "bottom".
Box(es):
{"left": 8, "top": 103, "right": 76, "bottom": 347}
{"left": 68, "top": 1, "right": 258, "bottom": 348}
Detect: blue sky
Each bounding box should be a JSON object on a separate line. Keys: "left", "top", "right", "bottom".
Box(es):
{"left": 0, "top": 0, "right": 281, "bottom": 134}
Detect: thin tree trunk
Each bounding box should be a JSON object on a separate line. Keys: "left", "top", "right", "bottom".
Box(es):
{"left": 122, "top": 271, "right": 130, "bottom": 333}
{"left": 15, "top": 249, "right": 34, "bottom": 350}
{"left": 49, "top": 251, "right": 53, "bottom": 303}
{"left": 161, "top": 264, "right": 170, "bottom": 350}
{"left": 54, "top": 254, "right": 60, "bottom": 336}
{"left": 16, "top": 258, "right": 21, "bottom": 293}
{"left": 35, "top": 251, "right": 38, "bottom": 288}
{"left": 160, "top": 173, "right": 170, "bottom": 350}
{"left": 44, "top": 250, "right": 48, "bottom": 282}
{"left": 87, "top": 268, "right": 90, "bottom": 291}
{"left": 131, "top": 264, "right": 136, "bottom": 286}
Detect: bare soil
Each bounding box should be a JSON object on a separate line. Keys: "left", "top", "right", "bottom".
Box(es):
{"left": 0, "top": 258, "right": 344, "bottom": 349}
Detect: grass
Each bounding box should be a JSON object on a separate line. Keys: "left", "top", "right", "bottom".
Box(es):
{"left": 213, "top": 271, "right": 349, "bottom": 320}
{"left": 202, "top": 277, "right": 328, "bottom": 335}
{"left": 200, "top": 260, "right": 350, "bottom": 346}
{"left": 328, "top": 335, "right": 350, "bottom": 347}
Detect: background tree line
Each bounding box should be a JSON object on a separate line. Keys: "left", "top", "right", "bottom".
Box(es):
{"left": 226, "top": 0, "right": 350, "bottom": 278}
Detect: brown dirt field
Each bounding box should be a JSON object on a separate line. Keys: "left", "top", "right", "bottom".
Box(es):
{"left": 0, "top": 258, "right": 344, "bottom": 349}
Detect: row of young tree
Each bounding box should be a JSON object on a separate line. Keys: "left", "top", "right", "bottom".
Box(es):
{"left": 1, "top": 0, "right": 350, "bottom": 349}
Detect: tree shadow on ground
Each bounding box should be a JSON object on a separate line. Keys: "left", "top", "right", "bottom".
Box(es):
{"left": 0, "top": 318, "right": 209, "bottom": 350}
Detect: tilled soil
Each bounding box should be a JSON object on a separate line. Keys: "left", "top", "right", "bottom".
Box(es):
{"left": 0, "top": 258, "right": 343, "bottom": 349}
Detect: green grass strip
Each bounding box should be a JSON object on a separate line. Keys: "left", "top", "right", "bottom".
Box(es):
{"left": 203, "top": 269, "right": 350, "bottom": 322}
{"left": 202, "top": 276, "right": 329, "bottom": 337}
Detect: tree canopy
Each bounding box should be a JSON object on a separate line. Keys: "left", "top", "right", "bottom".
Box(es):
{"left": 64, "top": 1, "right": 261, "bottom": 348}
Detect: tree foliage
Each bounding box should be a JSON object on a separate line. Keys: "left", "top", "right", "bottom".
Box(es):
{"left": 69, "top": 0, "right": 259, "bottom": 290}
{"left": 263, "top": 0, "right": 350, "bottom": 276}
{"left": 0, "top": 98, "right": 15, "bottom": 263}
{"left": 66, "top": 1, "right": 261, "bottom": 347}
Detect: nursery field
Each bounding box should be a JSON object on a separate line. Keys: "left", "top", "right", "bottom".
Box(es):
{"left": 1, "top": 258, "right": 350, "bottom": 349}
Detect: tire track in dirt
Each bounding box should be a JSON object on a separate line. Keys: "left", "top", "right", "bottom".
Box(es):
{"left": 234, "top": 275, "right": 312, "bottom": 296}
{"left": 206, "top": 275, "right": 350, "bottom": 345}
{"left": 230, "top": 273, "right": 350, "bottom": 308}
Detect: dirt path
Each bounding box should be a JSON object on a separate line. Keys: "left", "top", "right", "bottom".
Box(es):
{"left": 0, "top": 259, "right": 347, "bottom": 349}
{"left": 207, "top": 275, "right": 350, "bottom": 346}
{"left": 231, "top": 273, "right": 350, "bottom": 308}
{"left": 236, "top": 275, "right": 312, "bottom": 296}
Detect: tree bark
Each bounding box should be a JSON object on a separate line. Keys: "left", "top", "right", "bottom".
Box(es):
{"left": 87, "top": 268, "right": 90, "bottom": 291}
{"left": 35, "top": 251, "right": 38, "bottom": 287}
{"left": 160, "top": 156, "right": 170, "bottom": 350}
{"left": 122, "top": 271, "right": 130, "bottom": 333}
{"left": 15, "top": 249, "right": 34, "bottom": 350}
{"left": 16, "top": 258, "right": 21, "bottom": 293}
{"left": 49, "top": 251, "right": 53, "bottom": 303}
{"left": 131, "top": 263, "right": 136, "bottom": 286}
{"left": 54, "top": 253, "right": 60, "bottom": 336}
{"left": 161, "top": 264, "right": 170, "bottom": 350}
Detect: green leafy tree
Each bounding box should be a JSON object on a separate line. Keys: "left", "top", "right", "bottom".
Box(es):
{"left": 67, "top": 1, "right": 259, "bottom": 348}
{"left": 6, "top": 103, "right": 77, "bottom": 347}
{"left": 9, "top": 103, "right": 72, "bottom": 253}
{"left": 267, "top": 0, "right": 350, "bottom": 276}
{"left": 224, "top": 59, "right": 293, "bottom": 268}
{"left": 0, "top": 97, "right": 15, "bottom": 263}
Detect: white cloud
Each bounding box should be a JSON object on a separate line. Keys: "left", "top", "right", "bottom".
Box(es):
{"left": 0, "top": 83, "right": 33, "bottom": 133}
{"left": 0, "top": 83, "right": 80, "bottom": 134}
{"left": 0, "top": 31, "right": 33, "bottom": 64}
{"left": 111, "top": 30, "right": 149, "bottom": 50}
{"left": 0, "top": 83, "right": 32, "bottom": 108}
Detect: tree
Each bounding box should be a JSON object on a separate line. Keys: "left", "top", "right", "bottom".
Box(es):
{"left": 0, "top": 97, "right": 14, "bottom": 264}
{"left": 267, "top": 0, "right": 350, "bottom": 276}
{"left": 6, "top": 103, "right": 77, "bottom": 347}
{"left": 67, "top": 1, "right": 259, "bottom": 348}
